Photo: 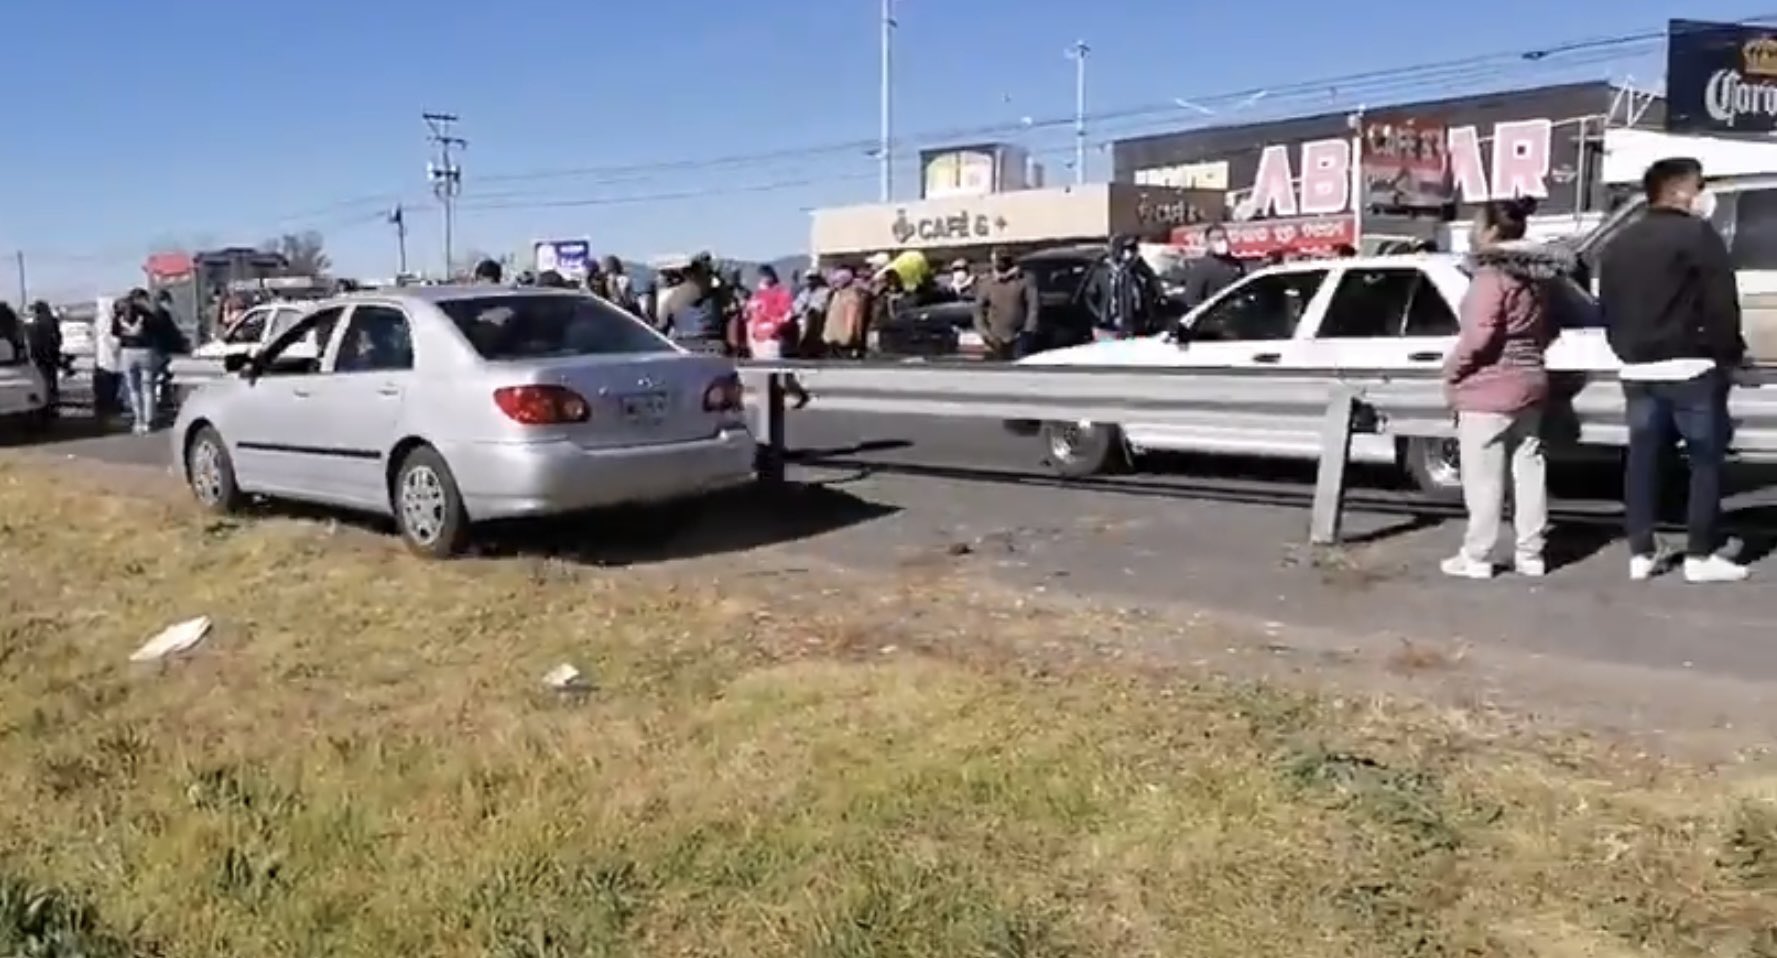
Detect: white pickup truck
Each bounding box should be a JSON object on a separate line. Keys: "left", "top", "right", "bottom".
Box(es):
{"left": 1017, "top": 253, "right": 1616, "bottom": 494}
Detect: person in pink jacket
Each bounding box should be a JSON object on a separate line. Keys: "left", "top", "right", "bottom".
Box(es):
{"left": 1440, "top": 198, "right": 1573, "bottom": 580}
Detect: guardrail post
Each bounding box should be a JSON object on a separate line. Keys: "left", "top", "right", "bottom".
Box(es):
{"left": 755, "top": 371, "right": 788, "bottom": 486}
{"left": 1309, "top": 385, "right": 1360, "bottom": 545}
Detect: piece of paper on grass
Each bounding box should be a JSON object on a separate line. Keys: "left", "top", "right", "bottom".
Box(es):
{"left": 131, "top": 616, "right": 212, "bottom": 663}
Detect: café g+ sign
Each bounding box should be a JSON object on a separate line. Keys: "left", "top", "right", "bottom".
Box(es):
{"left": 890, "top": 208, "right": 1009, "bottom": 245}
{"left": 1668, "top": 19, "right": 1777, "bottom": 134}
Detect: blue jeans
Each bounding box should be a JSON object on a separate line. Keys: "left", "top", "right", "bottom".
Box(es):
{"left": 1622, "top": 368, "right": 1729, "bottom": 558}
{"left": 118, "top": 348, "right": 157, "bottom": 430}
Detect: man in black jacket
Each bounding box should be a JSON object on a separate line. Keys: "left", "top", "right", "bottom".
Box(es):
{"left": 1600, "top": 157, "right": 1748, "bottom": 583}
{"left": 1181, "top": 225, "right": 1245, "bottom": 309}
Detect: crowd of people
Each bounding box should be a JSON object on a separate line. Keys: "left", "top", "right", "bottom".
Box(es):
{"left": 1441, "top": 156, "right": 1750, "bottom": 584}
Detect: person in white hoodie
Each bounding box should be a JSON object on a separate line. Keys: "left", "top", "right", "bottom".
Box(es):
{"left": 91, "top": 296, "right": 122, "bottom": 420}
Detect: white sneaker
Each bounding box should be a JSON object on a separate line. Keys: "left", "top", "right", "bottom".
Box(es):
{"left": 1440, "top": 555, "right": 1495, "bottom": 580}
{"left": 1629, "top": 554, "right": 1660, "bottom": 582}
{"left": 1683, "top": 555, "right": 1750, "bottom": 584}
{"left": 1513, "top": 556, "right": 1546, "bottom": 578}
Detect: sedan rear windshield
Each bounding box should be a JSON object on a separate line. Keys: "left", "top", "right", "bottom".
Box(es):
{"left": 439, "top": 294, "right": 674, "bottom": 359}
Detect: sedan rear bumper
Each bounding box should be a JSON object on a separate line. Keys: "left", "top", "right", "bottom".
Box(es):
{"left": 442, "top": 428, "right": 757, "bottom": 521}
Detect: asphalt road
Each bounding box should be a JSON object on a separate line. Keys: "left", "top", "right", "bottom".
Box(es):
{"left": 15, "top": 403, "right": 1777, "bottom": 749}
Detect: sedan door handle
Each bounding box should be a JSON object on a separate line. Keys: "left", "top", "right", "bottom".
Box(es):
{"left": 376, "top": 385, "right": 401, "bottom": 397}
{"left": 1408, "top": 351, "right": 1443, "bottom": 362}
{"left": 291, "top": 388, "right": 311, "bottom": 399}
{"left": 1251, "top": 352, "right": 1282, "bottom": 364}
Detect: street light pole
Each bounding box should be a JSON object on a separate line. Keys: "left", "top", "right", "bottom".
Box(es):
{"left": 1068, "top": 40, "right": 1090, "bottom": 185}
{"left": 879, "top": 0, "right": 895, "bottom": 202}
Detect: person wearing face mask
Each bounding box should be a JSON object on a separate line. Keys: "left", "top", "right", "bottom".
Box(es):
{"left": 1182, "top": 224, "right": 1245, "bottom": 309}
{"left": 1600, "top": 156, "right": 1748, "bottom": 584}
{"left": 1084, "top": 236, "right": 1162, "bottom": 340}
{"left": 973, "top": 249, "right": 1038, "bottom": 362}
{"left": 947, "top": 259, "right": 976, "bottom": 300}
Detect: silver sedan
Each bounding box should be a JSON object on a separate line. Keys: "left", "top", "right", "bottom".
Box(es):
{"left": 172, "top": 286, "right": 756, "bottom": 557}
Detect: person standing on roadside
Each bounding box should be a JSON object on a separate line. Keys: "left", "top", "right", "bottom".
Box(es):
{"left": 822, "top": 266, "right": 871, "bottom": 358}
{"left": 973, "top": 249, "right": 1038, "bottom": 362}
{"left": 1182, "top": 225, "right": 1245, "bottom": 309}
{"left": 1439, "top": 198, "right": 1563, "bottom": 580}
{"left": 594, "top": 255, "right": 638, "bottom": 314}
{"left": 792, "top": 267, "right": 831, "bottom": 357}
{"left": 1085, "top": 236, "right": 1163, "bottom": 339}
{"left": 473, "top": 259, "right": 504, "bottom": 285}
{"left": 1601, "top": 157, "right": 1749, "bottom": 584}
{"left": 26, "top": 301, "right": 63, "bottom": 411}
{"left": 112, "top": 291, "right": 158, "bottom": 435}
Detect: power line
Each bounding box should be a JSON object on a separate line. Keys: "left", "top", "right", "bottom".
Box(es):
{"left": 424, "top": 112, "right": 465, "bottom": 274}
{"left": 455, "top": 20, "right": 1687, "bottom": 190}
{"left": 247, "top": 22, "right": 1683, "bottom": 233}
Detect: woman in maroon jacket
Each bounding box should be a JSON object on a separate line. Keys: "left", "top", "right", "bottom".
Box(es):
{"left": 1440, "top": 198, "right": 1573, "bottom": 580}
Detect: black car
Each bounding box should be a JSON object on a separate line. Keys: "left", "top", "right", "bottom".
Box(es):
{"left": 873, "top": 246, "right": 1190, "bottom": 359}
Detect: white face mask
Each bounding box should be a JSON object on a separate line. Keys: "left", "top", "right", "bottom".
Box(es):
{"left": 951, "top": 270, "right": 970, "bottom": 285}
{"left": 1208, "top": 239, "right": 1230, "bottom": 256}
{"left": 1690, "top": 189, "right": 1718, "bottom": 221}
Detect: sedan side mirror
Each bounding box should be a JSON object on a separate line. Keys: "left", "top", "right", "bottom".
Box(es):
{"left": 222, "top": 353, "right": 256, "bottom": 381}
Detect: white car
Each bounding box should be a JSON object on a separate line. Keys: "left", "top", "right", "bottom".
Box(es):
{"left": 172, "top": 287, "right": 756, "bottom": 558}
{"left": 1016, "top": 253, "right": 1616, "bottom": 494}
{"left": 0, "top": 339, "right": 52, "bottom": 430}
{"left": 192, "top": 301, "right": 313, "bottom": 362}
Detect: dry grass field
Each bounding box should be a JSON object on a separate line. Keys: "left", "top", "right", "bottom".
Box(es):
{"left": 0, "top": 460, "right": 1774, "bottom": 957}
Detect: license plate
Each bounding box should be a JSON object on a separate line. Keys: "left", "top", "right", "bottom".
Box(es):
{"left": 619, "top": 391, "right": 669, "bottom": 424}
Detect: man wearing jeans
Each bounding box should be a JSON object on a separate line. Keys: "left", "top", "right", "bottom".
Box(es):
{"left": 1600, "top": 157, "right": 1748, "bottom": 583}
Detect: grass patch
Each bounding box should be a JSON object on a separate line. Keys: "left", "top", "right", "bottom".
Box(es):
{"left": 0, "top": 460, "right": 1775, "bottom": 956}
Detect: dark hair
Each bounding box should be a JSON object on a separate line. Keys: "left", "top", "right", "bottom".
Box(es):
{"left": 1205, "top": 224, "right": 1229, "bottom": 240}
{"left": 1643, "top": 157, "right": 1704, "bottom": 204}
{"left": 473, "top": 258, "right": 503, "bottom": 282}
{"left": 536, "top": 270, "right": 567, "bottom": 288}
{"left": 1478, "top": 197, "right": 1536, "bottom": 242}
{"left": 758, "top": 264, "right": 779, "bottom": 285}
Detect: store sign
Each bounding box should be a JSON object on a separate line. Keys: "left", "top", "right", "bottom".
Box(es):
{"left": 533, "top": 238, "right": 591, "bottom": 278}
{"left": 1361, "top": 119, "right": 1451, "bottom": 210}
{"left": 922, "top": 149, "right": 999, "bottom": 198}
{"left": 1177, "top": 118, "right": 1553, "bottom": 219}
{"left": 1668, "top": 19, "right": 1777, "bottom": 134}
{"left": 1172, "top": 215, "right": 1356, "bottom": 259}
{"left": 890, "top": 208, "right": 1008, "bottom": 245}
{"left": 1133, "top": 160, "right": 1229, "bottom": 190}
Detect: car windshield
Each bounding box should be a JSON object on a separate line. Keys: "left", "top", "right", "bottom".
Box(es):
{"left": 439, "top": 294, "right": 674, "bottom": 359}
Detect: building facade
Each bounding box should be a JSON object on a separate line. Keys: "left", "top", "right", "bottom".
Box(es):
{"left": 1112, "top": 81, "right": 1665, "bottom": 256}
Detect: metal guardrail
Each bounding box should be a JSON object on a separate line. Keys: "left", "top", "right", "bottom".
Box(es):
{"left": 732, "top": 360, "right": 1777, "bottom": 545}
{"left": 152, "top": 355, "right": 1777, "bottom": 546}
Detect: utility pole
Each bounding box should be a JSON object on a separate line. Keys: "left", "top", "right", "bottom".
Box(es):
{"left": 1068, "top": 40, "right": 1090, "bottom": 185}
{"left": 423, "top": 112, "right": 465, "bottom": 277}
{"left": 879, "top": 0, "right": 895, "bottom": 202}
{"left": 388, "top": 204, "right": 408, "bottom": 277}
{"left": 13, "top": 251, "right": 24, "bottom": 307}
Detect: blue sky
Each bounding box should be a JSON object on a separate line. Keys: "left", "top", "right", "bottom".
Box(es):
{"left": 2, "top": 0, "right": 1773, "bottom": 300}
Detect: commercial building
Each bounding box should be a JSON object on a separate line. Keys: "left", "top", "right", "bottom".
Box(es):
{"left": 1111, "top": 81, "right": 1666, "bottom": 258}
{"left": 809, "top": 182, "right": 1222, "bottom": 265}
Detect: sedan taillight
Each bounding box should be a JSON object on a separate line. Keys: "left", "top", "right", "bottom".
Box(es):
{"left": 494, "top": 385, "right": 591, "bottom": 425}
{"left": 702, "top": 374, "right": 744, "bottom": 412}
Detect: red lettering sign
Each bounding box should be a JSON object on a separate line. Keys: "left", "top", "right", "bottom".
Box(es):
{"left": 1171, "top": 214, "right": 1356, "bottom": 259}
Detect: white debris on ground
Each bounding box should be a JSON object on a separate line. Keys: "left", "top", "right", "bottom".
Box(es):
{"left": 542, "top": 663, "right": 591, "bottom": 692}
{"left": 130, "top": 616, "right": 212, "bottom": 663}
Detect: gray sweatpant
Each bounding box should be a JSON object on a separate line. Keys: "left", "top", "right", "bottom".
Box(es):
{"left": 1456, "top": 408, "right": 1549, "bottom": 564}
